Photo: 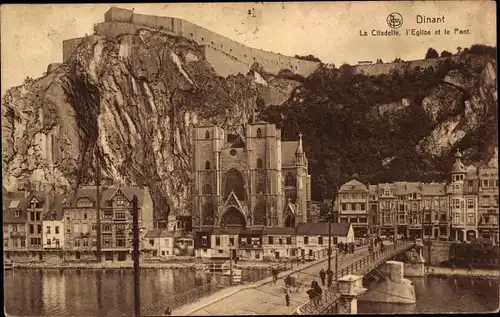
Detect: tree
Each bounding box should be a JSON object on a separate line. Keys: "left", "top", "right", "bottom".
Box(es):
{"left": 294, "top": 54, "right": 322, "bottom": 63}
{"left": 376, "top": 59, "right": 384, "bottom": 64}
{"left": 425, "top": 48, "right": 439, "bottom": 59}
{"left": 440, "top": 50, "right": 453, "bottom": 57}
{"left": 457, "top": 46, "right": 462, "bottom": 53}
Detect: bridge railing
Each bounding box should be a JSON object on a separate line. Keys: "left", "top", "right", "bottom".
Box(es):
{"left": 296, "top": 241, "right": 413, "bottom": 315}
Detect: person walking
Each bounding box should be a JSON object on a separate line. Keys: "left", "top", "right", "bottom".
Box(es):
{"left": 164, "top": 307, "right": 172, "bottom": 316}
{"left": 326, "top": 269, "right": 333, "bottom": 288}
{"left": 284, "top": 285, "right": 291, "bottom": 307}
{"left": 272, "top": 268, "right": 279, "bottom": 286}
{"left": 319, "top": 268, "right": 326, "bottom": 286}
{"left": 314, "top": 282, "right": 323, "bottom": 306}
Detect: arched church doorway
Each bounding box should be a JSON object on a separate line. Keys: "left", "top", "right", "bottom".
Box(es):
{"left": 224, "top": 169, "right": 245, "bottom": 201}
{"left": 220, "top": 207, "right": 246, "bottom": 229}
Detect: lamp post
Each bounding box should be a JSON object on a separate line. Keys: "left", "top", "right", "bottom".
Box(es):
{"left": 229, "top": 243, "right": 233, "bottom": 286}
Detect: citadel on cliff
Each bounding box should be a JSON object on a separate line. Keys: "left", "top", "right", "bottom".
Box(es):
{"left": 62, "top": 7, "right": 320, "bottom": 78}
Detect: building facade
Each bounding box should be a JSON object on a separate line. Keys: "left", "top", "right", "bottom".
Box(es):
{"left": 191, "top": 121, "right": 312, "bottom": 258}
{"left": 42, "top": 195, "right": 66, "bottom": 261}
{"left": 477, "top": 167, "right": 499, "bottom": 243}
{"left": 27, "top": 192, "right": 48, "bottom": 260}
{"left": 295, "top": 222, "right": 355, "bottom": 258}
{"left": 64, "top": 185, "right": 154, "bottom": 261}
{"left": 3, "top": 193, "right": 30, "bottom": 261}
{"left": 336, "top": 149, "right": 496, "bottom": 244}
{"left": 337, "top": 180, "right": 369, "bottom": 238}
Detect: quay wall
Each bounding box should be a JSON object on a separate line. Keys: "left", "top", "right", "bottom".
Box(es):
{"left": 422, "top": 241, "right": 452, "bottom": 266}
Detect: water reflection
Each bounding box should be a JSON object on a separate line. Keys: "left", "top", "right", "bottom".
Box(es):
{"left": 359, "top": 276, "right": 499, "bottom": 314}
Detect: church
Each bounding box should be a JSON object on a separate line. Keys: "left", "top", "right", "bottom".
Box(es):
{"left": 191, "top": 121, "right": 312, "bottom": 259}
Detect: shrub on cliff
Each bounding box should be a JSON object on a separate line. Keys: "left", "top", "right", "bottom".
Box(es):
{"left": 294, "top": 54, "right": 322, "bottom": 63}
{"left": 425, "top": 48, "right": 439, "bottom": 59}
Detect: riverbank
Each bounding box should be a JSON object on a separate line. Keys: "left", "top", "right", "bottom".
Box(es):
{"left": 426, "top": 265, "right": 499, "bottom": 280}
{"left": 7, "top": 260, "right": 284, "bottom": 270}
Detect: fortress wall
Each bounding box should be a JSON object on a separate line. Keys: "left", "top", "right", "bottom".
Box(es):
{"left": 353, "top": 55, "right": 462, "bottom": 76}
{"left": 63, "top": 38, "right": 84, "bottom": 62}
{"left": 94, "top": 9, "right": 320, "bottom": 76}
{"left": 203, "top": 46, "right": 251, "bottom": 77}
{"left": 105, "top": 7, "right": 133, "bottom": 23}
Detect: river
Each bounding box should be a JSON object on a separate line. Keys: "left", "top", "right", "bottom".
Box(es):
{"left": 4, "top": 269, "right": 499, "bottom": 315}
{"left": 359, "top": 275, "right": 499, "bottom": 314}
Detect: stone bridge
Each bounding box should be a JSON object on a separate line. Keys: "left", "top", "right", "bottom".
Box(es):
{"left": 169, "top": 241, "right": 415, "bottom": 316}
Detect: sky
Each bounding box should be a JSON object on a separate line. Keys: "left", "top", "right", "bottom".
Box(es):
{"left": 1, "top": 1, "right": 496, "bottom": 95}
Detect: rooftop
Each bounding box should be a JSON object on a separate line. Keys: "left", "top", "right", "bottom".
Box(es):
{"left": 296, "top": 222, "right": 351, "bottom": 236}
{"left": 339, "top": 179, "right": 368, "bottom": 192}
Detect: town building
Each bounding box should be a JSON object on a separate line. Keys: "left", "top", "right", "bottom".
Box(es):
{"left": 42, "top": 195, "right": 66, "bottom": 263}
{"left": 3, "top": 192, "right": 30, "bottom": 261}
{"left": 262, "top": 227, "right": 296, "bottom": 260}
{"left": 337, "top": 179, "right": 369, "bottom": 238}
{"left": 64, "top": 185, "right": 154, "bottom": 261}
{"left": 27, "top": 192, "right": 49, "bottom": 261}
{"left": 143, "top": 229, "right": 176, "bottom": 258}
{"left": 477, "top": 166, "right": 499, "bottom": 243}
{"left": 296, "top": 222, "right": 355, "bottom": 258}
{"left": 336, "top": 149, "right": 494, "bottom": 243}
{"left": 191, "top": 121, "right": 312, "bottom": 259}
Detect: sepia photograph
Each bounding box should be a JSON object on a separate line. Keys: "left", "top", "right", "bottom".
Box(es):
{"left": 1, "top": 1, "right": 498, "bottom": 316}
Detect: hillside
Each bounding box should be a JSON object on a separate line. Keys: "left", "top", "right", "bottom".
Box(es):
{"left": 260, "top": 45, "right": 498, "bottom": 199}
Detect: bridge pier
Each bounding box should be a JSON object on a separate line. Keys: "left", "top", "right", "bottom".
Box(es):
{"left": 359, "top": 260, "right": 416, "bottom": 304}
{"left": 337, "top": 275, "right": 366, "bottom": 314}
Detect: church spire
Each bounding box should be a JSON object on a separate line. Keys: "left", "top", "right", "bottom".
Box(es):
{"left": 296, "top": 132, "right": 304, "bottom": 154}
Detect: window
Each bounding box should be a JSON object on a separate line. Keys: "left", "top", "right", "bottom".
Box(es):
{"left": 453, "top": 199, "right": 460, "bottom": 209}
{"left": 47, "top": 239, "right": 51, "bottom": 246}
{"left": 279, "top": 238, "right": 283, "bottom": 245}
{"left": 384, "top": 189, "right": 391, "bottom": 196}
{"left": 256, "top": 128, "right": 262, "bottom": 138}
{"left": 268, "top": 236, "right": 273, "bottom": 244}
{"left": 55, "top": 239, "right": 60, "bottom": 247}
{"left": 342, "top": 204, "right": 347, "bottom": 211}
{"left": 257, "top": 158, "right": 263, "bottom": 169}
{"left": 37, "top": 225, "right": 42, "bottom": 234}
{"left": 73, "top": 224, "right": 79, "bottom": 233}
{"left": 205, "top": 161, "right": 210, "bottom": 170}
{"left": 360, "top": 203, "right": 366, "bottom": 210}
{"left": 202, "top": 184, "right": 213, "bottom": 195}
{"left": 84, "top": 213, "right": 87, "bottom": 220}
{"left": 46, "top": 226, "right": 51, "bottom": 234}
{"left": 467, "top": 213, "right": 474, "bottom": 223}
{"left": 215, "top": 237, "right": 221, "bottom": 246}
{"left": 467, "top": 199, "right": 474, "bottom": 209}
{"left": 103, "top": 211, "right": 113, "bottom": 220}
{"left": 103, "top": 224, "right": 112, "bottom": 232}
{"left": 286, "top": 237, "right": 292, "bottom": 245}
{"left": 229, "top": 237, "right": 235, "bottom": 246}
{"left": 55, "top": 226, "right": 59, "bottom": 235}
{"left": 360, "top": 217, "right": 367, "bottom": 223}
{"left": 91, "top": 224, "right": 96, "bottom": 231}
{"left": 483, "top": 180, "right": 488, "bottom": 187}
{"left": 201, "top": 236, "right": 208, "bottom": 246}
{"left": 453, "top": 213, "right": 460, "bottom": 223}
{"left": 116, "top": 235, "right": 126, "bottom": 247}
{"left": 453, "top": 185, "right": 460, "bottom": 193}
{"left": 304, "top": 237, "right": 309, "bottom": 245}
{"left": 468, "top": 181, "right": 473, "bottom": 192}
{"left": 115, "top": 209, "right": 127, "bottom": 219}
{"left": 399, "top": 204, "right": 405, "bottom": 212}
{"left": 83, "top": 239, "right": 89, "bottom": 247}
{"left": 318, "top": 237, "right": 323, "bottom": 245}
{"left": 205, "top": 130, "right": 210, "bottom": 139}
{"left": 15, "top": 210, "right": 20, "bottom": 217}
{"left": 74, "top": 239, "right": 81, "bottom": 247}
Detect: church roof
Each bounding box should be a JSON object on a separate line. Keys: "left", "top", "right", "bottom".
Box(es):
{"left": 421, "top": 183, "right": 447, "bottom": 196}
{"left": 281, "top": 141, "right": 299, "bottom": 166}
{"left": 296, "top": 222, "right": 351, "bottom": 236}
{"left": 339, "top": 179, "right": 368, "bottom": 192}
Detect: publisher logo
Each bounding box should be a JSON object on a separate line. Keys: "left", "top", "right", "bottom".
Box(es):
{"left": 387, "top": 13, "right": 403, "bottom": 29}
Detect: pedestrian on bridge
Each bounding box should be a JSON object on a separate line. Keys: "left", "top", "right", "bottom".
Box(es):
{"left": 164, "top": 307, "right": 172, "bottom": 316}
{"left": 319, "top": 269, "right": 326, "bottom": 286}
{"left": 326, "top": 269, "right": 333, "bottom": 288}
{"left": 284, "top": 285, "right": 291, "bottom": 306}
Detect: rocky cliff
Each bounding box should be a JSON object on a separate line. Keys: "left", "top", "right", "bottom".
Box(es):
{"left": 2, "top": 30, "right": 263, "bottom": 215}
{"left": 2, "top": 30, "right": 497, "bottom": 211}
